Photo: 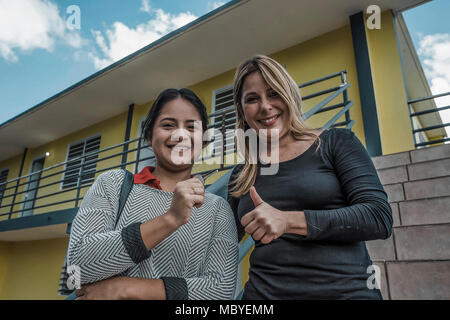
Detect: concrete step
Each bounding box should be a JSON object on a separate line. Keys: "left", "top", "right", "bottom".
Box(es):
{"left": 372, "top": 143, "right": 450, "bottom": 171}
{"left": 385, "top": 260, "right": 450, "bottom": 299}
{"left": 407, "top": 157, "right": 450, "bottom": 181}
{"left": 390, "top": 202, "right": 401, "bottom": 227}
{"left": 410, "top": 144, "right": 450, "bottom": 164}
{"left": 399, "top": 196, "right": 450, "bottom": 226}
{"left": 372, "top": 152, "right": 410, "bottom": 170}
{"left": 403, "top": 176, "right": 450, "bottom": 200}
{"left": 384, "top": 183, "right": 405, "bottom": 202}
{"left": 367, "top": 223, "right": 450, "bottom": 261}
{"left": 377, "top": 157, "right": 450, "bottom": 186}
{"left": 394, "top": 224, "right": 450, "bottom": 260}
{"left": 377, "top": 166, "right": 408, "bottom": 185}
{"left": 366, "top": 236, "right": 396, "bottom": 261}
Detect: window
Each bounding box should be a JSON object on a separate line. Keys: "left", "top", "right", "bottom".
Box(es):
{"left": 62, "top": 135, "right": 101, "bottom": 189}
{"left": 210, "top": 86, "right": 236, "bottom": 156}
{"left": 0, "top": 169, "right": 8, "bottom": 205}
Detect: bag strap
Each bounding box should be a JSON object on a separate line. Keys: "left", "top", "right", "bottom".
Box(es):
{"left": 114, "top": 170, "right": 134, "bottom": 229}
{"left": 61, "top": 169, "right": 134, "bottom": 298}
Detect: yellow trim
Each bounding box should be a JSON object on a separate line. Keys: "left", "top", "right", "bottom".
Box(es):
{"left": 365, "top": 10, "right": 415, "bottom": 154}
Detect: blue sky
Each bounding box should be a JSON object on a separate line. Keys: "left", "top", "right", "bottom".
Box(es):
{"left": 403, "top": 0, "right": 450, "bottom": 132}
{"left": 0, "top": 0, "right": 449, "bottom": 126}
{"left": 0, "top": 0, "right": 227, "bottom": 124}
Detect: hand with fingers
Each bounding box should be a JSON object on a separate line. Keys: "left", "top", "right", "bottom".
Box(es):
{"left": 241, "top": 186, "right": 289, "bottom": 244}
{"left": 166, "top": 177, "right": 205, "bottom": 227}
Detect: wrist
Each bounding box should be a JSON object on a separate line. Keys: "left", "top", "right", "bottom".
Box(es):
{"left": 163, "top": 210, "right": 185, "bottom": 229}
{"left": 125, "top": 278, "right": 166, "bottom": 300}
{"left": 284, "top": 211, "right": 307, "bottom": 235}
{"left": 117, "top": 277, "right": 134, "bottom": 300}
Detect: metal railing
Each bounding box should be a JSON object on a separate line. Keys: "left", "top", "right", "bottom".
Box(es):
{"left": 407, "top": 91, "right": 450, "bottom": 148}
{"left": 0, "top": 70, "right": 354, "bottom": 299}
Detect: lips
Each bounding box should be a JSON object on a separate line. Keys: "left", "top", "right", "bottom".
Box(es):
{"left": 258, "top": 114, "right": 280, "bottom": 126}
{"left": 168, "top": 145, "right": 191, "bottom": 151}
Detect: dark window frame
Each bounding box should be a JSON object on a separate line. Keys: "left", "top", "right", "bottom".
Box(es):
{"left": 61, "top": 135, "right": 102, "bottom": 189}
{"left": 211, "top": 85, "right": 236, "bottom": 157}
{"left": 0, "top": 168, "right": 9, "bottom": 206}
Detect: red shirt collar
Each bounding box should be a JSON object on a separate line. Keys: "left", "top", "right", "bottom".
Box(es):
{"left": 134, "top": 166, "right": 162, "bottom": 190}
{"left": 134, "top": 166, "right": 195, "bottom": 190}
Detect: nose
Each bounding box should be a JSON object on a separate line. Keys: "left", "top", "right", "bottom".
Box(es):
{"left": 260, "top": 96, "right": 273, "bottom": 113}
{"left": 171, "top": 128, "right": 190, "bottom": 143}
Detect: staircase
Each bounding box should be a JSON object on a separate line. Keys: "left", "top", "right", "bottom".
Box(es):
{"left": 367, "top": 143, "right": 450, "bottom": 299}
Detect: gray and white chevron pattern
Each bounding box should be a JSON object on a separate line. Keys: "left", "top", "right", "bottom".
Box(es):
{"left": 63, "top": 169, "right": 239, "bottom": 300}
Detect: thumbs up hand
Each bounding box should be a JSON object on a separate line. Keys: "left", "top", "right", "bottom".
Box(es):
{"left": 240, "top": 186, "right": 289, "bottom": 244}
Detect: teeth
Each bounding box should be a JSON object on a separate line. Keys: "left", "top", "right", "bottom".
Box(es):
{"left": 261, "top": 115, "right": 277, "bottom": 124}
{"left": 173, "top": 146, "right": 190, "bottom": 150}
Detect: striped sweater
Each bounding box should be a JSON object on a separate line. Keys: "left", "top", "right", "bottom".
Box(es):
{"left": 62, "top": 169, "right": 239, "bottom": 299}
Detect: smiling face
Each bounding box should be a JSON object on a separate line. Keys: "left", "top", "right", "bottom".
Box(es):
{"left": 241, "top": 71, "right": 291, "bottom": 141}
{"left": 149, "top": 97, "right": 204, "bottom": 172}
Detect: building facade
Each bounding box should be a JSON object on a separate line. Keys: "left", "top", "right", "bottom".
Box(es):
{"left": 0, "top": 0, "right": 447, "bottom": 299}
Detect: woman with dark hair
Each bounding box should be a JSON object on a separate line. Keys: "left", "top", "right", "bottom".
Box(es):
{"left": 228, "top": 55, "right": 392, "bottom": 299}
{"left": 62, "top": 88, "right": 238, "bottom": 300}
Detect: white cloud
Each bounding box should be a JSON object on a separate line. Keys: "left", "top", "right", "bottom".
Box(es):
{"left": 0, "top": 0, "right": 84, "bottom": 62}
{"left": 89, "top": 7, "right": 197, "bottom": 70}
{"left": 417, "top": 33, "right": 450, "bottom": 135}
{"left": 140, "top": 0, "right": 151, "bottom": 13}
{"left": 208, "top": 1, "right": 226, "bottom": 11}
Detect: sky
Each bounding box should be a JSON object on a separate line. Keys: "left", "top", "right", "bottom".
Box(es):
{"left": 402, "top": 0, "right": 450, "bottom": 136}
{"left": 0, "top": 0, "right": 227, "bottom": 124}
{"left": 0, "top": 0, "right": 449, "bottom": 130}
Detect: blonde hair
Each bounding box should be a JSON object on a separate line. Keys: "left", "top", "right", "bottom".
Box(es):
{"left": 229, "top": 55, "right": 320, "bottom": 197}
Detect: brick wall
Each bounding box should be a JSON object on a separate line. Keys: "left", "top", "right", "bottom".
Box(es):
{"left": 366, "top": 144, "right": 450, "bottom": 299}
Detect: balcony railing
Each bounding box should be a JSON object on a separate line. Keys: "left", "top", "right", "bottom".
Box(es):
{"left": 0, "top": 70, "right": 353, "bottom": 221}
{"left": 407, "top": 91, "right": 450, "bottom": 148}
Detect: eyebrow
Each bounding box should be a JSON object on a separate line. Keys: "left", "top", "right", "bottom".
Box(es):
{"left": 159, "top": 117, "right": 201, "bottom": 123}
{"left": 159, "top": 117, "right": 177, "bottom": 122}
{"left": 243, "top": 92, "right": 257, "bottom": 99}
{"left": 243, "top": 88, "right": 274, "bottom": 98}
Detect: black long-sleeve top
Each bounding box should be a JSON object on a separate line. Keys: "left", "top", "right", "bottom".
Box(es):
{"left": 228, "top": 128, "right": 392, "bottom": 299}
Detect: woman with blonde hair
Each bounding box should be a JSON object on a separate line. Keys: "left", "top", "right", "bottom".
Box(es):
{"left": 228, "top": 55, "right": 392, "bottom": 299}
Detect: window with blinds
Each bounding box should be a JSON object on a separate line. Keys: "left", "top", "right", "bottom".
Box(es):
{"left": 211, "top": 86, "right": 236, "bottom": 157}
{"left": 62, "top": 136, "right": 101, "bottom": 189}
{"left": 0, "top": 169, "right": 8, "bottom": 205}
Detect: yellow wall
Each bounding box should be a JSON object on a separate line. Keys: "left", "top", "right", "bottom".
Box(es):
{"left": 0, "top": 238, "right": 68, "bottom": 299}
{"left": 366, "top": 10, "right": 415, "bottom": 154}
{"left": 0, "top": 241, "right": 12, "bottom": 294}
